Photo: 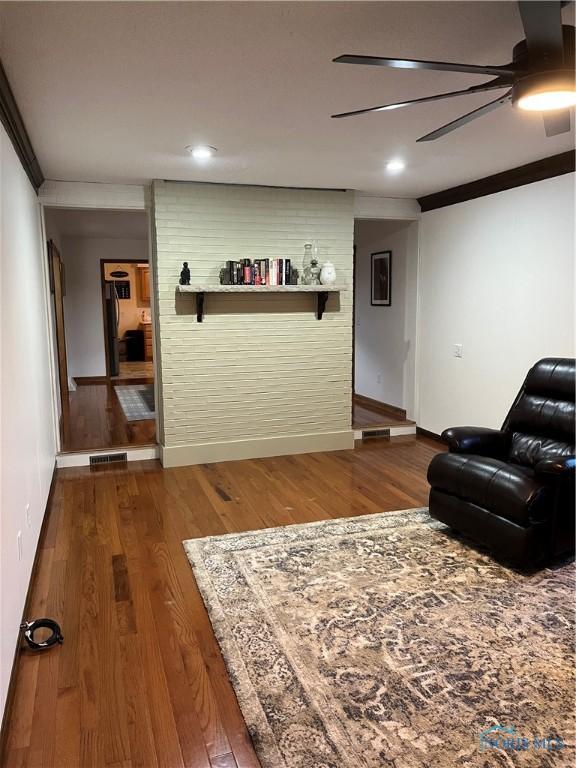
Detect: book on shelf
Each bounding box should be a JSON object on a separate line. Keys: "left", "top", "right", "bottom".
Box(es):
{"left": 221, "top": 258, "right": 293, "bottom": 286}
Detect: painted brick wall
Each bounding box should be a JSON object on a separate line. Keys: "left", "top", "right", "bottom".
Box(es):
{"left": 151, "top": 181, "right": 355, "bottom": 466}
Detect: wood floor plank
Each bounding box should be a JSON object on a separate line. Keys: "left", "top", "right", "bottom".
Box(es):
{"left": 53, "top": 686, "right": 80, "bottom": 768}
{"left": 112, "top": 555, "right": 131, "bottom": 603}
{"left": 2, "top": 748, "right": 26, "bottom": 768}
{"left": 57, "top": 482, "right": 87, "bottom": 692}
{"left": 94, "top": 544, "right": 131, "bottom": 767}
{"left": 6, "top": 547, "right": 55, "bottom": 754}
{"left": 25, "top": 651, "right": 59, "bottom": 768}
{"left": 5, "top": 657, "right": 39, "bottom": 752}
{"left": 1, "top": 436, "right": 442, "bottom": 768}
{"left": 127, "top": 562, "right": 186, "bottom": 768}
{"left": 132, "top": 475, "right": 213, "bottom": 767}
{"left": 26, "top": 551, "right": 65, "bottom": 768}
{"left": 78, "top": 545, "right": 103, "bottom": 767}
{"left": 119, "top": 634, "right": 160, "bottom": 768}
{"left": 143, "top": 474, "right": 235, "bottom": 761}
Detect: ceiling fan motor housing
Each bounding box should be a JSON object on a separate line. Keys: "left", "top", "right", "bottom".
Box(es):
{"left": 511, "top": 25, "right": 575, "bottom": 108}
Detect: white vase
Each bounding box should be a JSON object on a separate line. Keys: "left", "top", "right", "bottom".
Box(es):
{"left": 320, "top": 262, "right": 336, "bottom": 285}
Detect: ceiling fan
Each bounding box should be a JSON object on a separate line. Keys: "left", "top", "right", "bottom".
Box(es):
{"left": 331, "top": 1, "right": 575, "bottom": 141}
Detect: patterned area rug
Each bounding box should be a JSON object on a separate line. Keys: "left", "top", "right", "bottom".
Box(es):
{"left": 114, "top": 384, "right": 155, "bottom": 421}
{"left": 184, "top": 509, "right": 575, "bottom": 768}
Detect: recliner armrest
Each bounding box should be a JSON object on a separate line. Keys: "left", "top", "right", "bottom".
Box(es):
{"left": 535, "top": 456, "right": 576, "bottom": 479}
{"left": 441, "top": 427, "right": 511, "bottom": 458}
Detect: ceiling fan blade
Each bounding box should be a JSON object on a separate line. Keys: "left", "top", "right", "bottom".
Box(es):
{"left": 543, "top": 110, "right": 571, "bottom": 136}
{"left": 331, "top": 79, "right": 511, "bottom": 119}
{"left": 417, "top": 92, "right": 512, "bottom": 141}
{"left": 518, "top": 1, "right": 564, "bottom": 62}
{"left": 333, "top": 54, "right": 516, "bottom": 77}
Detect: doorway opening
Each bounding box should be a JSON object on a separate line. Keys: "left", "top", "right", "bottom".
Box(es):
{"left": 101, "top": 260, "right": 154, "bottom": 381}
{"left": 43, "top": 208, "right": 156, "bottom": 453}
{"left": 352, "top": 218, "right": 418, "bottom": 431}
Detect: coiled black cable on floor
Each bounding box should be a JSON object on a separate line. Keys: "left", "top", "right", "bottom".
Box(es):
{"left": 20, "top": 618, "right": 63, "bottom": 651}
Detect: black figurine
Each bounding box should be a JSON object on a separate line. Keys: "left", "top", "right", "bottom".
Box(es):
{"left": 179, "top": 261, "right": 191, "bottom": 286}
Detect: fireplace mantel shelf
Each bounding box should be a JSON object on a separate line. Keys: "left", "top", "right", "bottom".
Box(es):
{"left": 176, "top": 284, "right": 344, "bottom": 321}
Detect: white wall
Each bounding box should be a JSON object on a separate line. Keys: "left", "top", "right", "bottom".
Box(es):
{"left": 61, "top": 237, "right": 148, "bottom": 378}
{"left": 354, "top": 219, "right": 419, "bottom": 416}
{"left": 0, "top": 124, "right": 56, "bottom": 716}
{"left": 418, "top": 173, "right": 575, "bottom": 434}
{"left": 39, "top": 180, "right": 147, "bottom": 210}
{"left": 354, "top": 193, "right": 420, "bottom": 221}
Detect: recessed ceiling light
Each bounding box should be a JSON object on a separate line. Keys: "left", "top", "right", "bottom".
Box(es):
{"left": 386, "top": 159, "right": 405, "bottom": 174}
{"left": 186, "top": 145, "right": 218, "bottom": 160}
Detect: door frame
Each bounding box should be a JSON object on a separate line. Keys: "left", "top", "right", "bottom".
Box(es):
{"left": 39, "top": 194, "right": 157, "bottom": 454}
{"left": 352, "top": 215, "right": 421, "bottom": 426}
{"left": 47, "top": 239, "right": 70, "bottom": 446}
{"left": 100, "top": 258, "right": 150, "bottom": 378}
{"left": 47, "top": 240, "right": 68, "bottom": 397}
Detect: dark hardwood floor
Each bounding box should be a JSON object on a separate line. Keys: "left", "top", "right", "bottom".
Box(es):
{"left": 61, "top": 382, "right": 156, "bottom": 452}
{"left": 1, "top": 436, "right": 443, "bottom": 768}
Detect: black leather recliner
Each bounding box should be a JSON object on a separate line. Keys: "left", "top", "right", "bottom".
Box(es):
{"left": 427, "top": 358, "right": 575, "bottom": 566}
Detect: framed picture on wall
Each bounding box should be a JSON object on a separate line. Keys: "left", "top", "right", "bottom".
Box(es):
{"left": 371, "top": 250, "right": 392, "bottom": 306}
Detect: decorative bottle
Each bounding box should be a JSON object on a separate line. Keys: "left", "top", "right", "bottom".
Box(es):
{"left": 302, "top": 243, "right": 313, "bottom": 285}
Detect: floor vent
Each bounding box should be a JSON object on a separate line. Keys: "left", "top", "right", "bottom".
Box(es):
{"left": 89, "top": 452, "right": 128, "bottom": 465}
{"left": 362, "top": 429, "right": 390, "bottom": 439}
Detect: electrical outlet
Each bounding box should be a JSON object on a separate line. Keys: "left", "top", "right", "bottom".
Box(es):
{"left": 453, "top": 344, "right": 463, "bottom": 358}
{"left": 17, "top": 531, "right": 22, "bottom": 561}
{"left": 25, "top": 503, "right": 31, "bottom": 528}
{"left": 377, "top": 373, "right": 382, "bottom": 384}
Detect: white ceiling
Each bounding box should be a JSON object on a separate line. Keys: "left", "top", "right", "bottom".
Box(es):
{"left": 45, "top": 208, "right": 148, "bottom": 240}
{"left": 0, "top": 1, "right": 574, "bottom": 197}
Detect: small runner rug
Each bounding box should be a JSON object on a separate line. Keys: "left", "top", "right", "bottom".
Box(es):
{"left": 183, "top": 509, "right": 574, "bottom": 768}
{"left": 114, "top": 384, "right": 155, "bottom": 421}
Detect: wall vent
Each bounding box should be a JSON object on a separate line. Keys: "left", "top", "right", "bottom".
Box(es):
{"left": 89, "top": 452, "right": 128, "bottom": 465}
{"left": 362, "top": 429, "right": 390, "bottom": 439}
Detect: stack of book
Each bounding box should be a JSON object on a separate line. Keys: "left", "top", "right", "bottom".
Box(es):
{"left": 223, "top": 258, "right": 292, "bottom": 286}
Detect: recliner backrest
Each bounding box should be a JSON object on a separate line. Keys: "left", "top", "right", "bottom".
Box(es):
{"left": 502, "top": 358, "right": 575, "bottom": 467}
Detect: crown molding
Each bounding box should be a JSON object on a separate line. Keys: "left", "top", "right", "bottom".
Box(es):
{"left": 418, "top": 150, "right": 575, "bottom": 212}
{"left": 0, "top": 59, "right": 44, "bottom": 192}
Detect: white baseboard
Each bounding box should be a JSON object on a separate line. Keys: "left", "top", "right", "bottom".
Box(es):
{"left": 160, "top": 430, "right": 355, "bottom": 468}
{"left": 56, "top": 445, "right": 159, "bottom": 468}
{"left": 55, "top": 426, "right": 418, "bottom": 469}
{"left": 390, "top": 425, "right": 417, "bottom": 436}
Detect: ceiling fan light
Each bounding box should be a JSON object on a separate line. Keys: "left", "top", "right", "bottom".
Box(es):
{"left": 517, "top": 90, "right": 576, "bottom": 111}
{"left": 513, "top": 71, "right": 576, "bottom": 112}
